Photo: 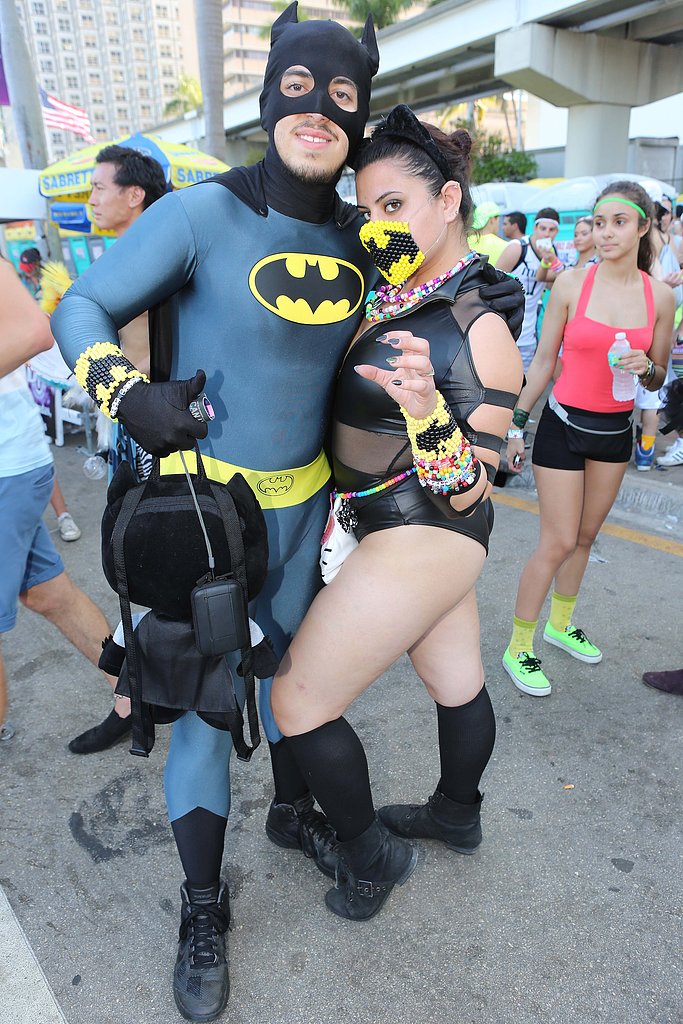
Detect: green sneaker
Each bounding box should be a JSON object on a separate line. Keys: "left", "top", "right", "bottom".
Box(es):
{"left": 543, "top": 622, "right": 602, "bottom": 663}
{"left": 502, "top": 648, "right": 552, "bottom": 697}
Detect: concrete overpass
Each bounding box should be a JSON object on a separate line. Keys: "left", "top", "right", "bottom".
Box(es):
{"left": 157, "top": 0, "right": 683, "bottom": 175}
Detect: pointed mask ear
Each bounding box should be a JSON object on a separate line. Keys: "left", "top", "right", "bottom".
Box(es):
{"left": 271, "top": 0, "right": 298, "bottom": 44}
{"left": 361, "top": 15, "right": 380, "bottom": 76}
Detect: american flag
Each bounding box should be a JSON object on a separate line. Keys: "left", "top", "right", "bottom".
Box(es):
{"left": 40, "top": 86, "right": 95, "bottom": 143}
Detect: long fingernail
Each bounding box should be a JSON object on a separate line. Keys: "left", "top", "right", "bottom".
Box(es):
{"left": 386, "top": 356, "right": 399, "bottom": 366}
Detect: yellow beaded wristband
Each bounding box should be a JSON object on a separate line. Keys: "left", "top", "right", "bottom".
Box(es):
{"left": 74, "top": 341, "right": 149, "bottom": 419}
{"left": 401, "top": 391, "right": 463, "bottom": 460}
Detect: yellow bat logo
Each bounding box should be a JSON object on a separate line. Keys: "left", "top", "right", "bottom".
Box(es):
{"left": 249, "top": 253, "right": 364, "bottom": 325}
{"left": 257, "top": 474, "right": 295, "bottom": 496}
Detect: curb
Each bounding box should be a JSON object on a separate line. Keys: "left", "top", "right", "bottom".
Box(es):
{"left": 0, "top": 886, "right": 68, "bottom": 1024}
{"left": 502, "top": 463, "right": 683, "bottom": 530}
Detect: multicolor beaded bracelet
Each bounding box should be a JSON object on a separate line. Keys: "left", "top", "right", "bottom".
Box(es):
{"left": 401, "top": 392, "right": 480, "bottom": 495}
{"left": 74, "top": 341, "right": 149, "bottom": 419}
{"left": 333, "top": 467, "right": 417, "bottom": 530}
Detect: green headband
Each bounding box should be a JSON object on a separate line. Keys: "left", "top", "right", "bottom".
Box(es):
{"left": 593, "top": 197, "right": 647, "bottom": 219}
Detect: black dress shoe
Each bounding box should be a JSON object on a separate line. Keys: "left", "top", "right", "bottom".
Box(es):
{"left": 265, "top": 793, "right": 339, "bottom": 878}
{"left": 173, "top": 881, "right": 230, "bottom": 1022}
{"left": 68, "top": 708, "right": 131, "bottom": 754}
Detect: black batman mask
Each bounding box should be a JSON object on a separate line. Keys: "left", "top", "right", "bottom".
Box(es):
{"left": 260, "top": 1, "right": 379, "bottom": 161}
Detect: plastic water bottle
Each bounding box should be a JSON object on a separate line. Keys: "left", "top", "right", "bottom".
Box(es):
{"left": 607, "top": 333, "right": 636, "bottom": 402}
{"left": 83, "top": 453, "right": 108, "bottom": 480}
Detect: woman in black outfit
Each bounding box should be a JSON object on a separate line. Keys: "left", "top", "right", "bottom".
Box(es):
{"left": 271, "top": 105, "right": 523, "bottom": 921}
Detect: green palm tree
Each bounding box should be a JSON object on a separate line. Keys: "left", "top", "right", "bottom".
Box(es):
{"left": 260, "top": 0, "right": 309, "bottom": 39}
{"left": 163, "top": 75, "right": 203, "bottom": 119}
{"left": 337, "top": 0, "right": 414, "bottom": 31}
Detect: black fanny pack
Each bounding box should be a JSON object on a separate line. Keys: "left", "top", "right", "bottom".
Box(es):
{"left": 549, "top": 392, "right": 632, "bottom": 459}
{"left": 102, "top": 447, "right": 272, "bottom": 761}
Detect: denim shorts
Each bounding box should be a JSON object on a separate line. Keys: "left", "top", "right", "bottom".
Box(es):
{"left": 0, "top": 463, "right": 64, "bottom": 632}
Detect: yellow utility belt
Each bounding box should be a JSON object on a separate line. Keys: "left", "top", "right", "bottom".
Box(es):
{"left": 160, "top": 448, "right": 331, "bottom": 510}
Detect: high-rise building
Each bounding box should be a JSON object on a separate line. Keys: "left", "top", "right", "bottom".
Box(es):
{"left": 222, "top": 2, "right": 355, "bottom": 98}
{"left": 14, "top": 0, "right": 197, "bottom": 162}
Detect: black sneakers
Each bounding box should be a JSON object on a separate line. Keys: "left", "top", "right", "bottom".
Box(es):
{"left": 265, "top": 793, "right": 339, "bottom": 878}
{"left": 173, "top": 881, "right": 231, "bottom": 1023}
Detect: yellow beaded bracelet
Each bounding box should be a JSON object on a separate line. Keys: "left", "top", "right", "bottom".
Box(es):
{"left": 401, "top": 391, "right": 463, "bottom": 460}
{"left": 74, "top": 341, "right": 149, "bottom": 419}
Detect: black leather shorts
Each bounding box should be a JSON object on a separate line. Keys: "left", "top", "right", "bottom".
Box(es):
{"left": 352, "top": 473, "right": 493, "bottom": 553}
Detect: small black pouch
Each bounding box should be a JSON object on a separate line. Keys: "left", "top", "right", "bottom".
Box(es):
{"left": 191, "top": 576, "right": 250, "bottom": 656}
{"left": 550, "top": 394, "right": 632, "bottom": 462}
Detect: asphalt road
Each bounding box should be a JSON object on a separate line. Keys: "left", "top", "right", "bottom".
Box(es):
{"left": 1, "top": 434, "right": 681, "bottom": 1024}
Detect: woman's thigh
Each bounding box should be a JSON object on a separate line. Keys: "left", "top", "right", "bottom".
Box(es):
{"left": 578, "top": 459, "right": 628, "bottom": 544}
{"left": 408, "top": 586, "right": 483, "bottom": 706}
{"left": 533, "top": 465, "right": 586, "bottom": 553}
{"left": 271, "top": 525, "right": 487, "bottom": 735}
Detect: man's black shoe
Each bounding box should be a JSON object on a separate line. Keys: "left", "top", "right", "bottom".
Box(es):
{"left": 265, "top": 793, "right": 339, "bottom": 878}
{"left": 68, "top": 708, "right": 131, "bottom": 754}
{"left": 173, "top": 881, "right": 230, "bottom": 1023}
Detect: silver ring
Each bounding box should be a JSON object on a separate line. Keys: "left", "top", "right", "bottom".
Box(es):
{"left": 188, "top": 393, "right": 215, "bottom": 422}
{"left": 418, "top": 369, "right": 435, "bottom": 377}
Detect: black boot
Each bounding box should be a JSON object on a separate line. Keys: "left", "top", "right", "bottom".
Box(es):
{"left": 378, "top": 790, "right": 483, "bottom": 854}
{"left": 325, "top": 818, "right": 418, "bottom": 922}
{"left": 265, "top": 792, "right": 339, "bottom": 879}
{"left": 68, "top": 708, "right": 131, "bottom": 754}
{"left": 173, "top": 881, "right": 230, "bottom": 1023}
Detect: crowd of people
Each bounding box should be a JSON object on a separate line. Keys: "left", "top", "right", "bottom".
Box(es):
{"left": 2, "top": 4, "right": 682, "bottom": 1021}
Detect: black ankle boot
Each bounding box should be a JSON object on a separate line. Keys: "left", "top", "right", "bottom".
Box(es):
{"left": 325, "top": 818, "right": 418, "bottom": 922}
{"left": 378, "top": 790, "right": 483, "bottom": 854}
{"left": 173, "top": 881, "right": 230, "bottom": 1023}
{"left": 265, "top": 793, "right": 339, "bottom": 879}
{"left": 68, "top": 708, "right": 131, "bottom": 754}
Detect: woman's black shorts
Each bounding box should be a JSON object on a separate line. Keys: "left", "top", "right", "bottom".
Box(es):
{"left": 532, "top": 400, "right": 633, "bottom": 471}
{"left": 351, "top": 472, "right": 493, "bottom": 553}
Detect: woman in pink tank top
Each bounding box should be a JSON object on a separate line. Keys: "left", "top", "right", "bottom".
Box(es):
{"left": 500, "top": 181, "right": 673, "bottom": 697}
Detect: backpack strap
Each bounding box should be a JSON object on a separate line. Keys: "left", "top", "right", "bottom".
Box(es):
{"left": 111, "top": 480, "right": 156, "bottom": 757}
{"left": 210, "top": 481, "right": 261, "bottom": 761}
{"left": 512, "top": 239, "right": 528, "bottom": 272}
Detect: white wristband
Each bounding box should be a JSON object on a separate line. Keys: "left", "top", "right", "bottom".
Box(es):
{"left": 110, "top": 376, "right": 143, "bottom": 420}
{"left": 507, "top": 427, "right": 524, "bottom": 440}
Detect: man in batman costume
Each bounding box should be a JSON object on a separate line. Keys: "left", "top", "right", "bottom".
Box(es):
{"left": 52, "top": 5, "right": 523, "bottom": 1018}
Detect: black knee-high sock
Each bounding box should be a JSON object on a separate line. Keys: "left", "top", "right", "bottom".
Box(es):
{"left": 286, "top": 718, "right": 375, "bottom": 842}
{"left": 436, "top": 686, "right": 496, "bottom": 805}
{"left": 268, "top": 738, "right": 309, "bottom": 805}
{"left": 172, "top": 807, "right": 227, "bottom": 886}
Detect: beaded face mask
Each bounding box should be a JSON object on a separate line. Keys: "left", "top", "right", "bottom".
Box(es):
{"left": 359, "top": 218, "right": 425, "bottom": 286}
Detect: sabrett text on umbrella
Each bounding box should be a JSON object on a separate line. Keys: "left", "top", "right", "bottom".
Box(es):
{"left": 41, "top": 170, "right": 92, "bottom": 192}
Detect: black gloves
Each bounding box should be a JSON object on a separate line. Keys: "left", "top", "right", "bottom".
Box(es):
{"left": 116, "top": 369, "right": 209, "bottom": 458}
{"left": 479, "top": 262, "right": 525, "bottom": 341}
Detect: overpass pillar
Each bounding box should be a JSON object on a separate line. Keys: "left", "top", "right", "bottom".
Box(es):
{"left": 565, "top": 104, "right": 631, "bottom": 178}
{"left": 495, "top": 23, "right": 683, "bottom": 177}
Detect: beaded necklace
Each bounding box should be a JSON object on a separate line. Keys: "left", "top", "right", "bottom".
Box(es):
{"left": 333, "top": 467, "right": 417, "bottom": 530}
{"left": 365, "top": 250, "right": 478, "bottom": 322}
